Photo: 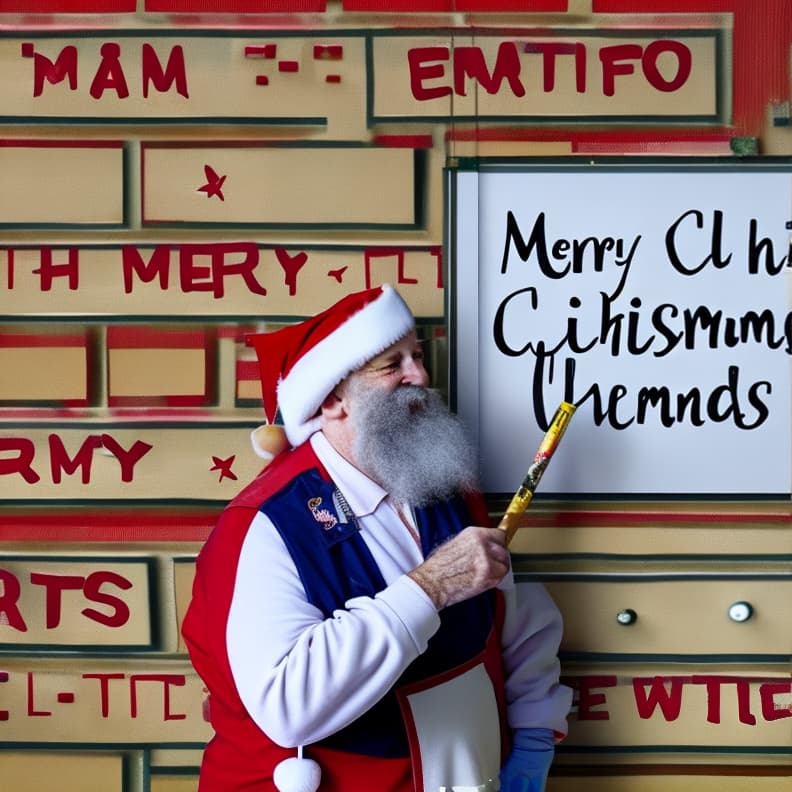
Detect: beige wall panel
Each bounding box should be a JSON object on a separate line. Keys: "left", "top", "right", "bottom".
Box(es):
{"left": 0, "top": 752, "right": 122, "bottom": 792}
{"left": 0, "top": 557, "right": 151, "bottom": 647}
{"left": 0, "top": 145, "right": 124, "bottom": 225}
{"left": 372, "top": 31, "right": 721, "bottom": 120}
{"left": 0, "top": 659, "right": 210, "bottom": 744}
{"left": 142, "top": 145, "right": 417, "bottom": 226}
{"left": 0, "top": 246, "right": 444, "bottom": 318}
{"left": 109, "top": 349, "right": 205, "bottom": 398}
{"left": 562, "top": 664, "right": 792, "bottom": 750}
{"left": 546, "top": 576, "right": 792, "bottom": 656}
{"left": 0, "top": 346, "right": 86, "bottom": 401}
{"left": 0, "top": 427, "right": 264, "bottom": 501}
{"left": 548, "top": 774, "right": 792, "bottom": 792}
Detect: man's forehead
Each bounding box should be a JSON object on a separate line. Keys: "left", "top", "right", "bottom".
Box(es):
{"left": 361, "top": 330, "right": 420, "bottom": 367}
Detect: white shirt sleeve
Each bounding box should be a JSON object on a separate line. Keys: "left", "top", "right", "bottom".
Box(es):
{"left": 500, "top": 579, "right": 573, "bottom": 735}
{"left": 226, "top": 511, "right": 441, "bottom": 748}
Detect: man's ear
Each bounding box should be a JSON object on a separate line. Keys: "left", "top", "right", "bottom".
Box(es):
{"left": 320, "top": 389, "right": 346, "bottom": 420}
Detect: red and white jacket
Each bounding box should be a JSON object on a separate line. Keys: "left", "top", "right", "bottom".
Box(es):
{"left": 182, "top": 432, "right": 571, "bottom": 791}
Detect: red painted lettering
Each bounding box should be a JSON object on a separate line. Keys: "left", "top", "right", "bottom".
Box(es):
{"left": 100, "top": 434, "right": 153, "bottom": 482}
{"left": 24, "top": 43, "right": 78, "bottom": 97}
{"left": 82, "top": 570, "right": 132, "bottom": 628}
{"left": 180, "top": 243, "right": 265, "bottom": 297}
{"left": 83, "top": 672, "right": 125, "bottom": 717}
{"left": 453, "top": 42, "right": 524, "bottom": 97}
{"left": 29, "top": 572, "right": 85, "bottom": 629}
{"left": 27, "top": 672, "right": 51, "bottom": 716}
{"left": 33, "top": 247, "right": 79, "bottom": 291}
{"left": 90, "top": 42, "right": 130, "bottom": 99}
{"left": 600, "top": 41, "right": 691, "bottom": 97}
{"left": 599, "top": 43, "right": 642, "bottom": 97}
{"left": 123, "top": 245, "right": 171, "bottom": 292}
{"left": 49, "top": 433, "right": 103, "bottom": 485}
{"left": 523, "top": 41, "right": 586, "bottom": 93}
{"left": 408, "top": 46, "right": 451, "bottom": 101}
{"left": 632, "top": 675, "right": 685, "bottom": 721}
{"left": 760, "top": 680, "right": 792, "bottom": 721}
{"left": 130, "top": 674, "right": 187, "bottom": 720}
{"left": 0, "top": 569, "right": 28, "bottom": 632}
{"left": 641, "top": 39, "right": 692, "bottom": 92}
{"left": 567, "top": 675, "right": 617, "bottom": 720}
{"left": 142, "top": 43, "right": 189, "bottom": 99}
{"left": 692, "top": 675, "right": 756, "bottom": 726}
{"left": 274, "top": 248, "right": 307, "bottom": 296}
{"left": 0, "top": 438, "right": 40, "bottom": 483}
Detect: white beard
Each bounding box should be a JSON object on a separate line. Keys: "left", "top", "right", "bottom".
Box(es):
{"left": 349, "top": 382, "right": 479, "bottom": 507}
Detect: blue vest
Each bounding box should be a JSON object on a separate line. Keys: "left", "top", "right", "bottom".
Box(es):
{"left": 263, "top": 467, "right": 497, "bottom": 758}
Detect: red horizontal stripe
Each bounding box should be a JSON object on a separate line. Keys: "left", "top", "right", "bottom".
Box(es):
{"left": 0, "top": 0, "right": 134, "bottom": 10}
{"left": 373, "top": 135, "right": 434, "bottom": 149}
{"left": 0, "top": 139, "right": 123, "bottom": 149}
{"left": 521, "top": 510, "right": 792, "bottom": 528}
{"left": 0, "top": 334, "right": 86, "bottom": 348}
{"left": 237, "top": 360, "right": 261, "bottom": 380}
{"left": 0, "top": 511, "right": 220, "bottom": 542}
{"left": 146, "top": 0, "right": 325, "bottom": 10}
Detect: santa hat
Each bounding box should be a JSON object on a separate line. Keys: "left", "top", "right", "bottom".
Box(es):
{"left": 246, "top": 284, "right": 415, "bottom": 448}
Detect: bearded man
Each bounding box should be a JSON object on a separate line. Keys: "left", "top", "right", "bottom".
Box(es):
{"left": 182, "top": 285, "right": 572, "bottom": 792}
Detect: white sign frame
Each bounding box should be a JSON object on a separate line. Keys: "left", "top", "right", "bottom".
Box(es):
{"left": 449, "top": 159, "right": 792, "bottom": 498}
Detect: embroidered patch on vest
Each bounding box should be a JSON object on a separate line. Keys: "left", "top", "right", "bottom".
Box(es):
{"left": 307, "top": 496, "right": 338, "bottom": 530}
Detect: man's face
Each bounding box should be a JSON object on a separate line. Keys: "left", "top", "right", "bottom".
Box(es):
{"left": 340, "top": 337, "right": 478, "bottom": 506}
{"left": 352, "top": 330, "right": 430, "bottom": 394}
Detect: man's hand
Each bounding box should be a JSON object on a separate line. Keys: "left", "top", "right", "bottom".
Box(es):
{"left": 407, "top": 526, "right": 510, "bottom": 609}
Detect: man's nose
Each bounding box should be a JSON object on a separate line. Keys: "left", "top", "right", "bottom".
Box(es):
{"left": 401, "top": 357, "right": 430, "bottom": 386}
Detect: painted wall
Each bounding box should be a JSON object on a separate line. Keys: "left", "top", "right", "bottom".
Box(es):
{"left": 0, "top": 1, "right": 791, "bottom": 789}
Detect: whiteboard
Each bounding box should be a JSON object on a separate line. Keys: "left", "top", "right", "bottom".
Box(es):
{"left": 450, "top": 161, "right": 792, "bottom": 497}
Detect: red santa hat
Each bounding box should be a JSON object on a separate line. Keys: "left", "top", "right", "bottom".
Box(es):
{"left": 246, "top": 284, "right": 415, "bottom": 449}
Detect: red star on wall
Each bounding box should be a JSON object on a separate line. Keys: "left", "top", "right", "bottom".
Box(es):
{"left": 198, "top": 164, "right": 226, "bottom": 201}
{"left": 210, "top": 455, "right": 238, "bottom": 482}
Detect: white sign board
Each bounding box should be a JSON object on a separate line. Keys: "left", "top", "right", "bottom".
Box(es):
{"left": 451, "top": 162, "right": 792, "bottom": 496}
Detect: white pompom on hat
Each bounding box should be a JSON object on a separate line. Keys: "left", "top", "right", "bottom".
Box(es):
{"left": 246, "top": 284, "right": 415, "bottom": 448}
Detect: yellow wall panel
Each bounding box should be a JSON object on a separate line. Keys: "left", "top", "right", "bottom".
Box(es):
{"left": 0, "top": 427, "right": 264, "bottom": 501}
{"left": 0, "top": 751, "right": 123, "bottom": 792}
{"left": 109, "top": 349, "right": 206, "bottom": 398}
{"left": 0, "top": 659, "right": 210, "bottom": 744}
{"left": 548, "top": 773, "right": 792, "bottom": 792}
{"left": 0, "top": 143, "right": 124, "bottom": 225}
{"left": 0, "top": 557, "right": 152, "bottom": 647}
{"left": 546, "top": 576, "right": 792, "bottom": 657}
{"left": 0, "top": 245, "right": 444, "bottom": 318}
{"left": 562, "top": 664, "right": 792, "bottom": 750}
{"left": 0, "top": 346, "right": 87, "bottom": 401}
{"left": 150, "top": 775, "right": 200, "bottom": 792}
{"left": 142, "top": 144, "right": 417, "bottom": 226}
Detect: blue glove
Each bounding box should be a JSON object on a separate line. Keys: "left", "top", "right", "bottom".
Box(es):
{"left": 499, "top": 727, "right": 555, "bottom": 792}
